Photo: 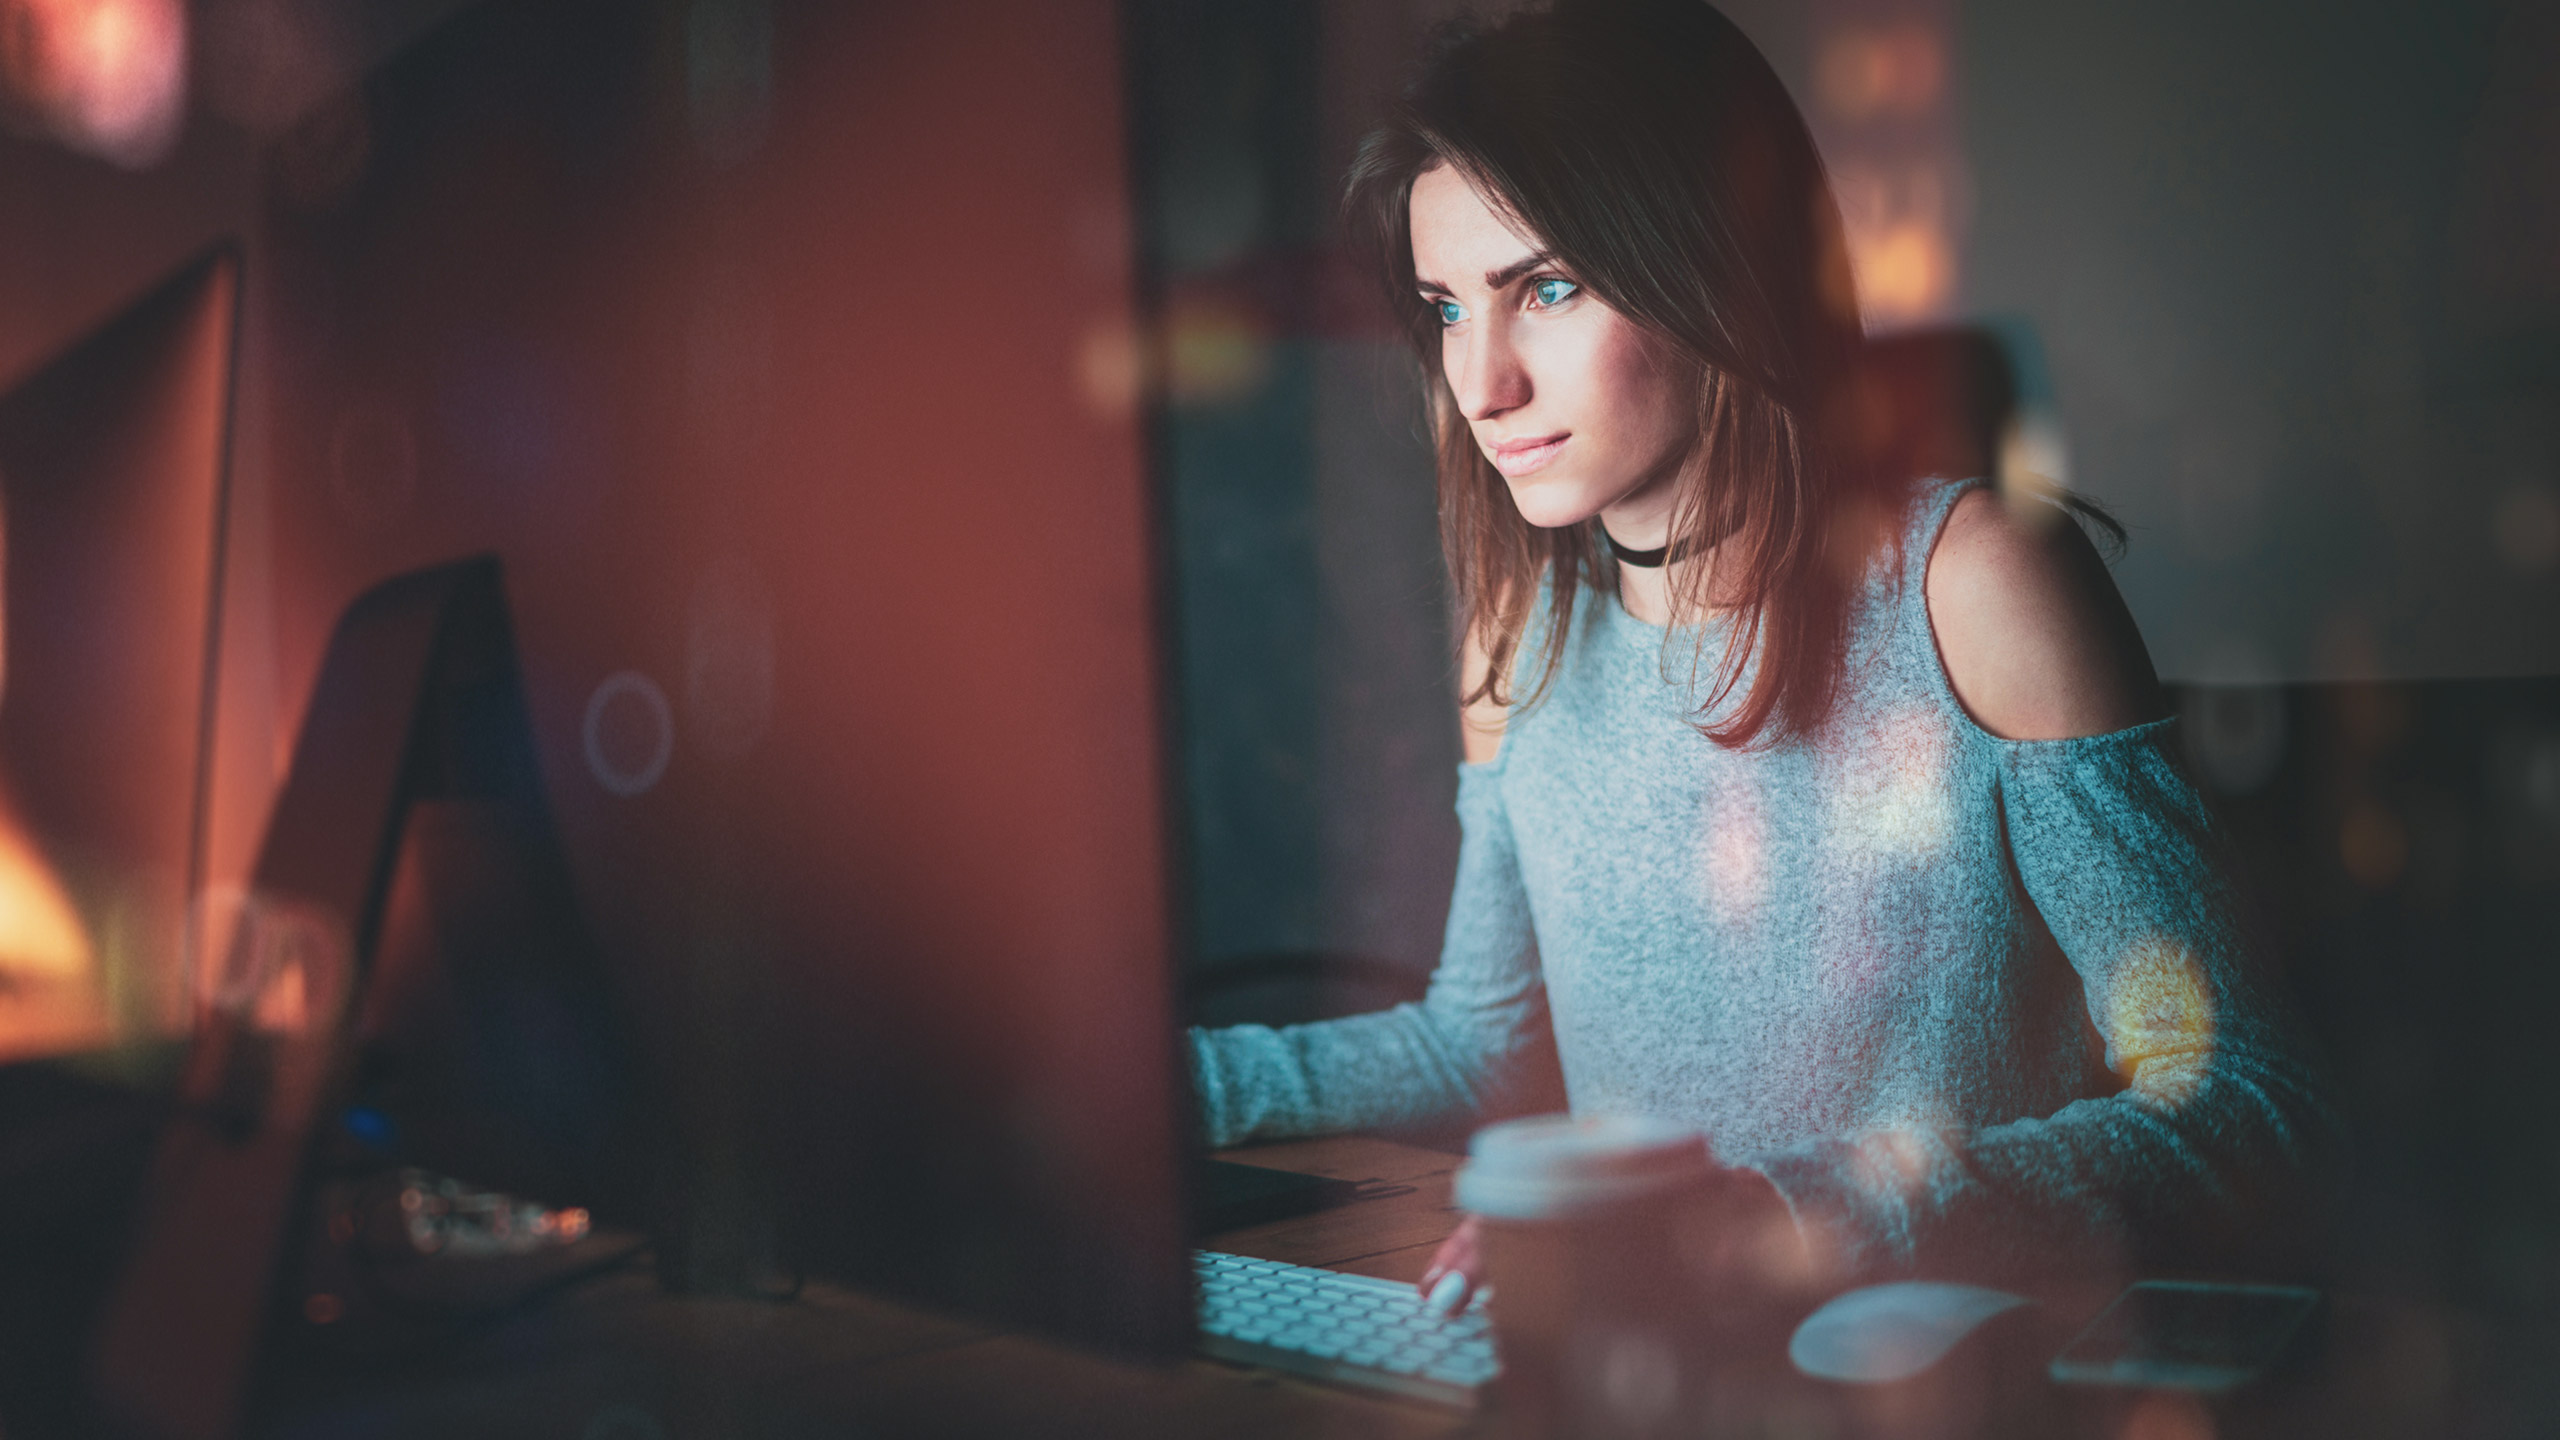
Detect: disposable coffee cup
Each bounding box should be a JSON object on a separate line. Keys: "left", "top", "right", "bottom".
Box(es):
{"left": 1456, "top": 1114, "right": 1718, "bottom": 1439}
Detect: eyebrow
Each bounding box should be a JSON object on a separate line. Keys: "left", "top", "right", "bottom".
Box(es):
{"left": 1414, "top": 251, "right": 1557, "bottom": 297}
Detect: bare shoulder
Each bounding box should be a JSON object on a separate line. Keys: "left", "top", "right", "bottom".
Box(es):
{"left": 1458, "top": 621, "right": 1507, "bottom": 765}
{"left": 1922, "top": 486, "right": 2167, "bottom": 741}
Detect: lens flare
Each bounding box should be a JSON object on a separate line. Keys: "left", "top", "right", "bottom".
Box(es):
{"left": 1849, "top": 1127, "right": 1936, "bottom": 1198}
{"left": 1164, "top": 297, "right": 1273, "bottom": 404}
{"left": 200, "top": 892, "right": 346, "bottom": 1035}
{"left": 1076, "top": 320, "right": 1140, "bottom": 416}
{"left": 584, "top": 670, "right": 676, "bottom": 798}
{"left": 2106, "top": 937, "right": 2216, "bottom": 1109}
{"left": 1824, "top": 704, "right": 1954, "bottom": 859}
{"left": 1696, "top": 783, "right": 1770, "bottom": 930}
{"left": 1076, "top": 299, "right": 1275, "bottom": 413}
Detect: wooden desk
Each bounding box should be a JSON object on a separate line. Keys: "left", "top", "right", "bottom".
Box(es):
{"left": 257, "top": 1133, "right": 2560, "bottom": 1439}
{"left": 1204, "top": 1134, "right": 1469, "bottom": 1285}
{"left": 261, "top": 1134, "right": 1474, "bottom": 1440}
{"left": 1150, "top": 1143, "right": 2560, "bottom": 1440}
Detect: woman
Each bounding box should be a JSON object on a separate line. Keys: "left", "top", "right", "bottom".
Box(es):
{"left": 1188, "top": 0, "right": 2332, "bottom": 1300}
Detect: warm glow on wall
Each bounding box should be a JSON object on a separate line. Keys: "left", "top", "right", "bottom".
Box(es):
{"left": 0, "top": 0, "right": 188, "bottom": 168}
{"left": 0, "top": 783, "right": 102, "bottom": 1062}
{"left": 0, "top": 795, "right": 90, "bottom": 985}
{"left": 0, "top": 484, "right": 95, "bottom": 1045}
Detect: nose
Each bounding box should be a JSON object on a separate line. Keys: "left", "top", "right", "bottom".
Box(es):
{"left": 1449, "top": 315, "right": 1529, "bottom": 423}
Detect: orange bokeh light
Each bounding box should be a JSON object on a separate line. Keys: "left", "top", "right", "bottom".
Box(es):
{"left": 0, "top": 796, "right": 91, "bottom": 985}
{"left": 1814, "top": 23, "right": 1946, "bottom": 122}
{"left": 0, "top": 785, "right": 102, "bottom": 1061}
{"left": 1855, "top": 221, "right": 1955, "bottom": 323}
{"left": 1830, "top": 157, "right": 1961, "bottom": 325}
{"left": 0, "top": 0, "right": 187, "bottom": 167}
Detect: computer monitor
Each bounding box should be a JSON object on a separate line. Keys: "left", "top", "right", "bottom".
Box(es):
{"left": 92, "top": 552, "right": 657, "bottom": 1440}
{"left": 0, "top": 245, "right": 237, "bottom": 1062}
{"left": 240, "top": 0, "right": 1192, "bottom": 1361}
{"left": 0, "top": 247, "right": 239, "bottom": 1436}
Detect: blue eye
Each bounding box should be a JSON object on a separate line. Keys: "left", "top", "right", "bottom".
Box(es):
{"left": 1530, "top": 277, "right": 1578, "bottom": 307}
{"left": 1434, "top": 298, "right": 1466, "bottom": 326}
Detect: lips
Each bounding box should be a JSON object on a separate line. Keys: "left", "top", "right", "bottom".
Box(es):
{"left": 1488, "top": 432, "right": 1569, "bottom": 478}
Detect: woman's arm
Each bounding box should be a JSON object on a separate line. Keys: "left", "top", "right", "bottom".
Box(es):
{"left": 1187, "top": 619, "right": 1551, "bottom": 1147}
{"left": 1744, "top": 488, "right": 2337, "bottom": 1289}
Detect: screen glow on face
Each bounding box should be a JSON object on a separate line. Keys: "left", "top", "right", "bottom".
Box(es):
{"left": 1431, "top": 276, "right": 1579, "bottom": 329}
{"left": 1408, "top": 166, "right": 1693, "bottom": 541}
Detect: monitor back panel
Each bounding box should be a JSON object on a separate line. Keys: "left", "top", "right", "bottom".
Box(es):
{"left": 246, "top": 0, "right": 1188, "bottom": 1355}
{"left": 0, "top": 247, "right": 236, "bottom": 1060}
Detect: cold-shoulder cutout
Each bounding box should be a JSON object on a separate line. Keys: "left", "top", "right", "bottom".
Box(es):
{"left": 1922, "top": 486, "right": 2167, "bottom": 743}
{"left": 1189, "top": 474, "right": 2332, "bottom": 1285}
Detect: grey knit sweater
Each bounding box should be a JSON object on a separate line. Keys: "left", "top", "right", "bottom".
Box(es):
{"left": 1189, "top": 478, "right": 2333, "bottom": 1285}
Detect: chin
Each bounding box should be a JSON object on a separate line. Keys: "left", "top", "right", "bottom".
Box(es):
{"left": 1502, "top": 475, "right": 1610, "bottom": 531}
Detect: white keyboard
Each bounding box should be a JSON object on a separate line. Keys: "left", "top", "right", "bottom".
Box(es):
{"left": 1193, "top": 1249, "right": 1500, "bottom": 1407}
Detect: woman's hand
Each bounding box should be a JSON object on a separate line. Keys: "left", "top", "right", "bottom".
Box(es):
{"left": 1417, "top": 1215, "right": 1485, "bottom": 1316}
{"left": 1416, "top": 1170, "right": 1816, "bottom": 1318}
{"left": 1682, "top": 1167, "right": 1821, "bottom": 1300}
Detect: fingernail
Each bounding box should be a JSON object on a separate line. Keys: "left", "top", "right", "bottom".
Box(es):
{"left": 1425, "top": 1270, "right": 1468, "bottom": 1317}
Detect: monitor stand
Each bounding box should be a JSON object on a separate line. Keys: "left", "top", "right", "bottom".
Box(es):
{"left": 87, "top": 556, "right": 624, "bottom": 1440}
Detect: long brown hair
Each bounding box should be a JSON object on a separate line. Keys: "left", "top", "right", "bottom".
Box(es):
{"left": 1346, "top": 0, "right": 1899, "bottom": 748}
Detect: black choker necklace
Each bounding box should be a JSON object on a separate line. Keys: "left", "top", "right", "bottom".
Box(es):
{"left": 1603, "top": 530, "right": 1673, "bottom": 568}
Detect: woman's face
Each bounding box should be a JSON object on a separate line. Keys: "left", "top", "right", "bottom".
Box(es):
{"left": 1409, "top": 164, "right": 1695, "bottom": 539}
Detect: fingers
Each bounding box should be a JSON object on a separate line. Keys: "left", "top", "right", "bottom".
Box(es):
{"left": 1417, "top": 1216, "right": 1486, "bottom": 1316}
{"left": 1424, "top": 1269, "right": 1470, "bottom": 1317}
{"left": 1417, "top": 1221, "right": 1474, "bottom": 1291}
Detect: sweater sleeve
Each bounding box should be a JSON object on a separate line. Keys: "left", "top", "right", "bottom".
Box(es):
{"left": 1188, "top": 760, "right": 1552, "bottom": 1147}
{"left": 1750, "top": 719, "right": 2339, "bottom": 1287}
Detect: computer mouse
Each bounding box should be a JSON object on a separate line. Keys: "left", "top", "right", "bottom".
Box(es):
{"left": 1788, "top": 1282, "right": 2032, "bottom": 1384}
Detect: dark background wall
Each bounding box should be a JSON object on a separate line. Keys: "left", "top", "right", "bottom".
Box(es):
{"left": 1961, "top": 0, "right": 2560, "bottom": 685}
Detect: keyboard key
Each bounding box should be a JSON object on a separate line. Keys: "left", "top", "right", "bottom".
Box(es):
{"left": 1195, "top": 1249, "right": 1499, "bottom": 1406}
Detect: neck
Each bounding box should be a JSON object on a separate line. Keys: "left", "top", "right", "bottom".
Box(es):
{"left": 1598, "top": 482, "right": 1689, "bottom": 622}
{"left": 1617, "top": 555, "right": 1674, "bottom": 624}
{"left": 1604, "top": 523, "right": 1718, "bottom": 627}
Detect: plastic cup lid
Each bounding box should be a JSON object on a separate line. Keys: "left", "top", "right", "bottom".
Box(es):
{"left": 1454, "top": 1113, "right": 1712, "bottom": 1220}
